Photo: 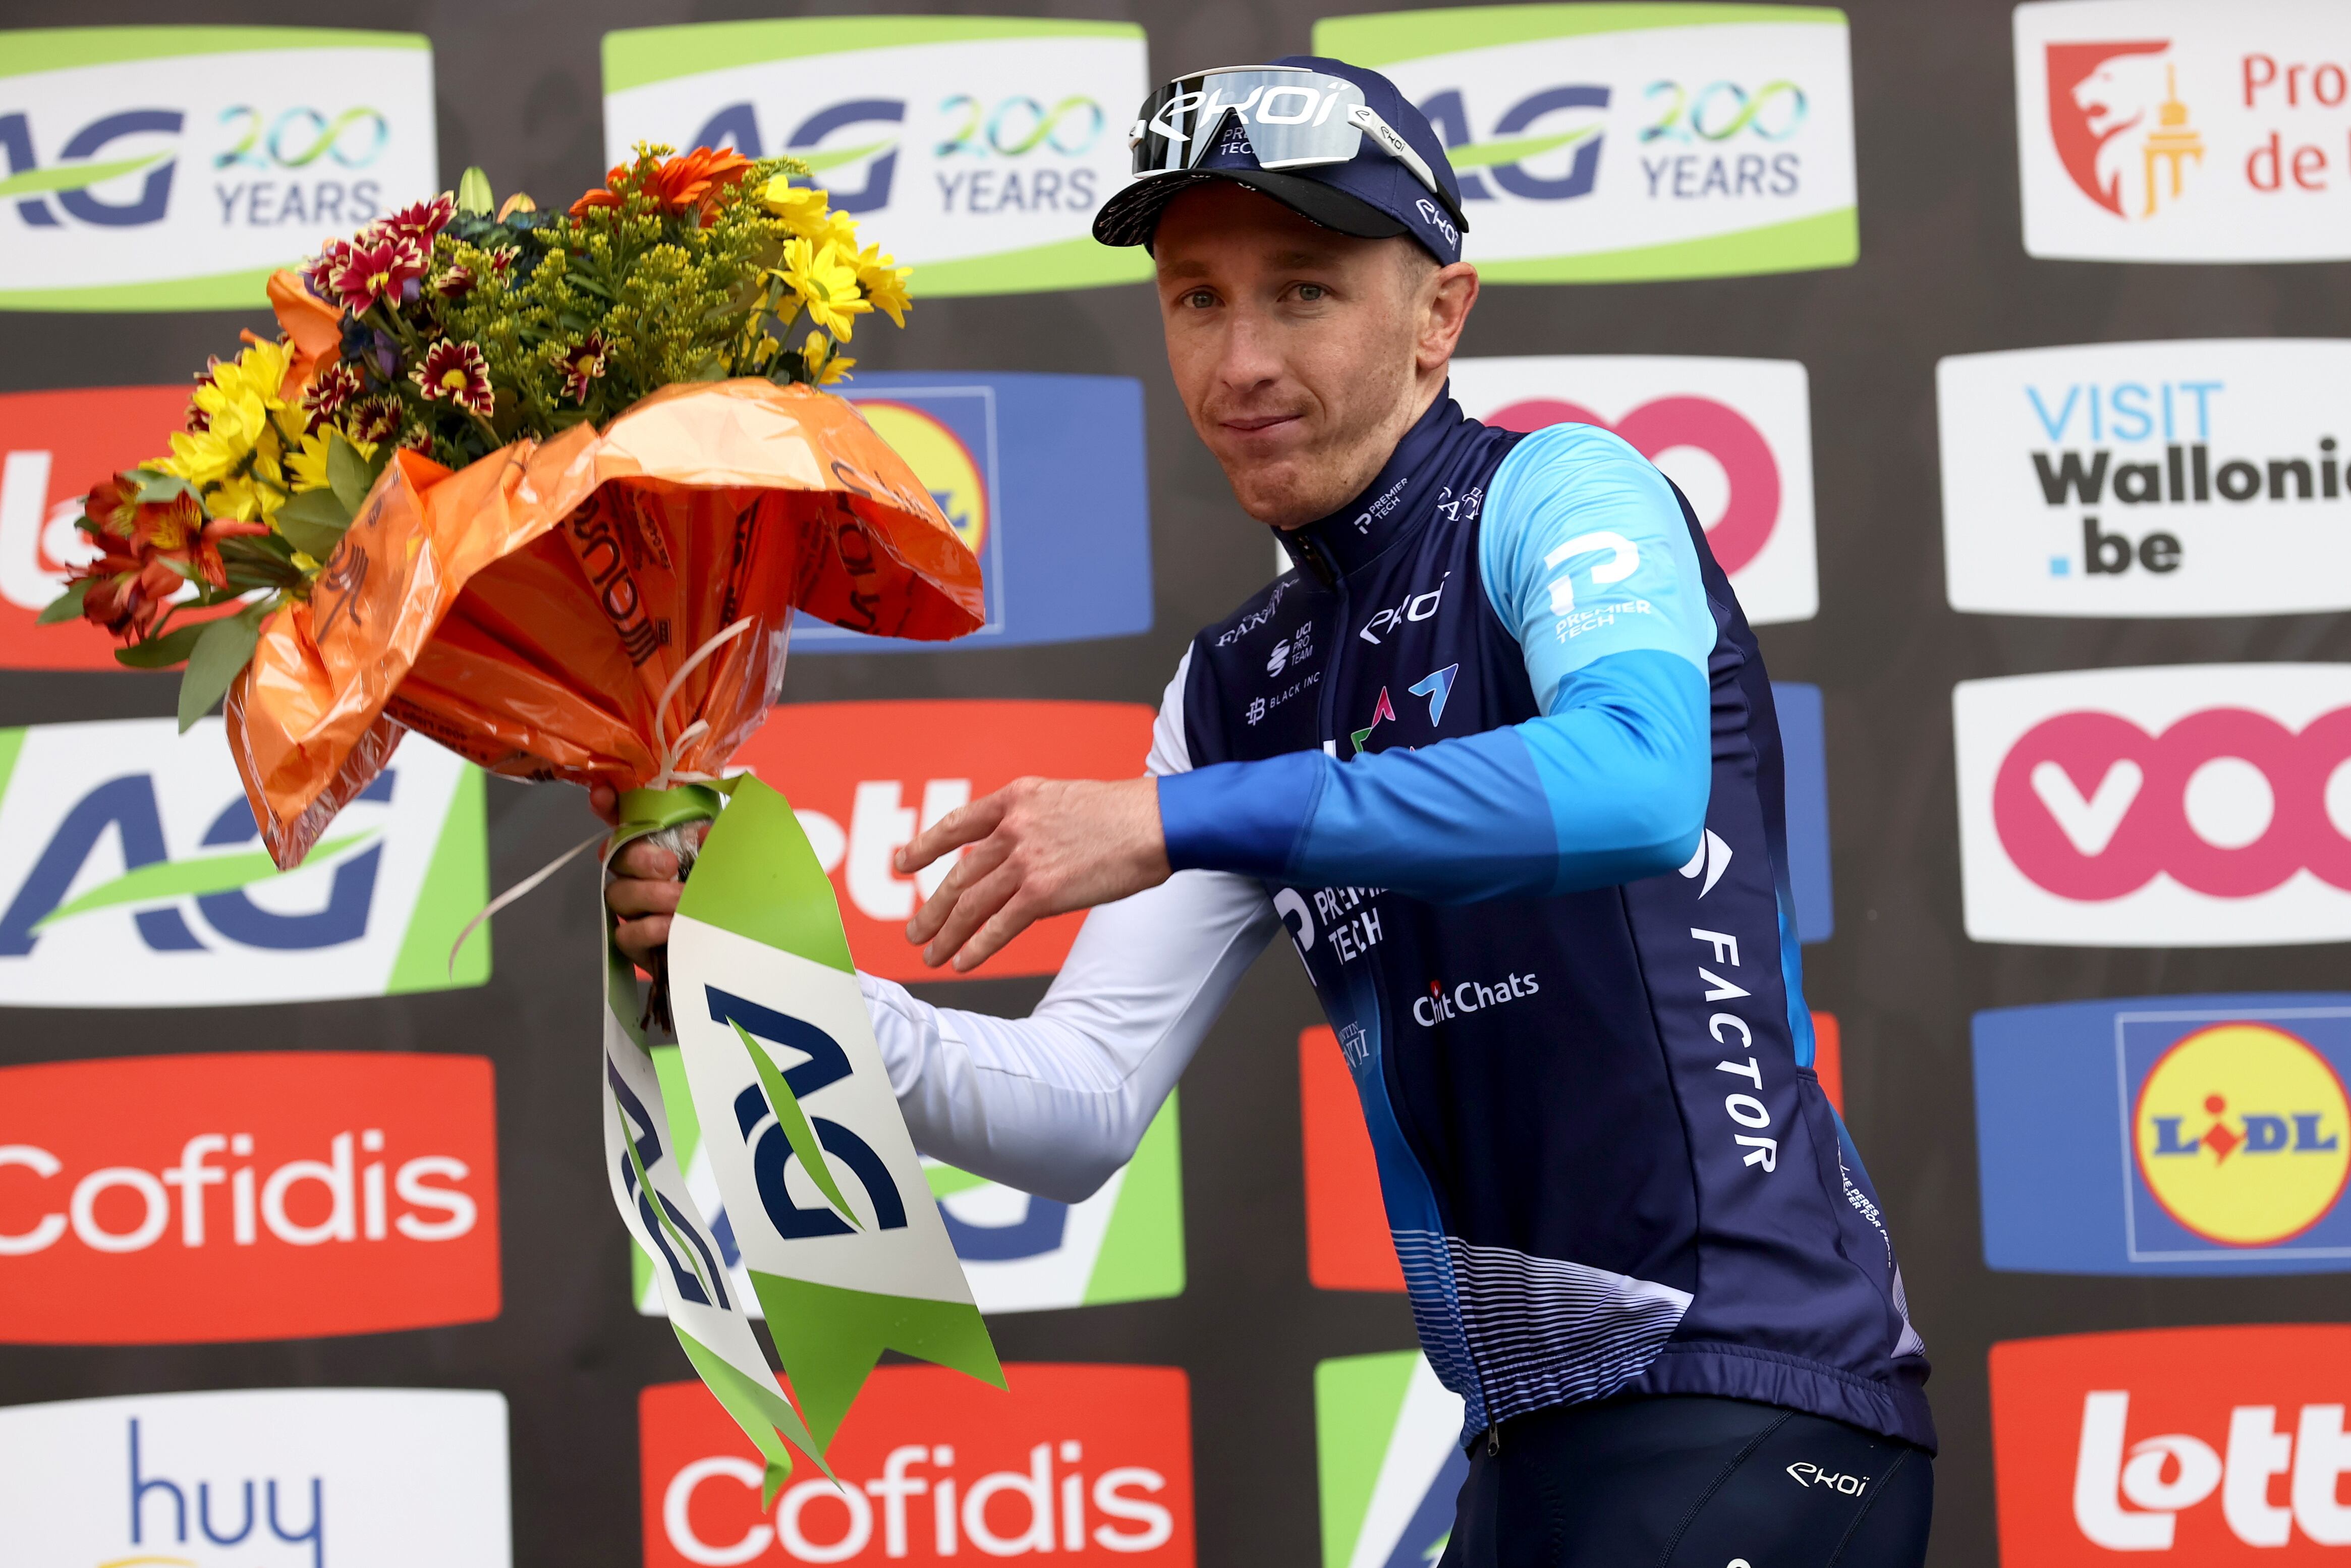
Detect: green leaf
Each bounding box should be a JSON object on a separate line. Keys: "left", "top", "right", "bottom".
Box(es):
{"left": 457, "top": 166, "right": 495, "bottom": 217}
{"left": 113, "top": 622, "right": 207, "bottom": 669}
{"left": 176, "top": 608, "right": 263, "bottom": 732}
{"left": 130, "top": 469, "right": 195, "bottom": 507}
{"left": 272, "top": 487, "right": 353, "bottom": 561}
{"left": 34, "top": 578, "right": 91, "bottom": 626}
{"left": 325, "top": 429, "right": 374, "bottom": 512}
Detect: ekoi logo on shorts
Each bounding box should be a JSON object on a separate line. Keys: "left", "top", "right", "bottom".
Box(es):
{"left": 641, "top": 1364, "right": 1193, "bottom": 1565}
{"left": 0, "top": 1051, "right": 498, "bottom": 1343}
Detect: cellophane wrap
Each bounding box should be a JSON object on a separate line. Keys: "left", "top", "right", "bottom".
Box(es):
{"left": 225, "top": 378, "right": 984, "bottom": 869}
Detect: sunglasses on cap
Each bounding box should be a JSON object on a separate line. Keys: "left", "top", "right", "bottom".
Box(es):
{"left": 1127, "top": 66, "right": 1468, "bottom": 232}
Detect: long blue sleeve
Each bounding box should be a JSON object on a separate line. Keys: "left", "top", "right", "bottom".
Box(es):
{"left": 1157, "top": 423, "right": 1717, "bottom": 902}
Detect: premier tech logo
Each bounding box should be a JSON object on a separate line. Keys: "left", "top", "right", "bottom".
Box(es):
{"left": 1938, "top": 340, "right": 2351, "bottom": 616}
{"left": 797, "top": 372, "right": 1150, "bottom": 653}
{"left": 642, "top": 1365, "right": 1193, "bottom": 1564}
{"left": 602, "top": 18, "right": 1148, "bottom": 297}
{"left": 1953, "top": 664, "right": 2351, "bottom": 946}
{"left": 1311, "top": 5, "right": 1857, "bottom": 282}
{"left": 0, "top": 718, "right": 488, "bottom": 1005}
{"left": 0, "top": 1385, "right": 512, "bottom": 1566}
{"left": 0, "top": 26, "right": 437, "bottom": 310}
{"left": 1314, "top": 1350, "right": 1465, "bottom": 1568}
{"left": 1977, "top": 995, "right": 2351, "bottom": 1276}
{"left": 1990, "top": 1324, "right": 2351, "bottom": 1562}
{"left": 0, "top": 1051, "right": 497, "bottom": 1341}
{"left": 636, "top": 1059, "right": 1183, "bottom": 1319}
{"left": 2016, "top": 1, "right": 2351, "bottom": 263}
{"left": 1449, "top": 355, "right": 1820, "bottom": 626}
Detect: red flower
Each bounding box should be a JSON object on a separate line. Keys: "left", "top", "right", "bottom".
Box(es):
{"left": 382, "top": 193, "right": 455, "bottom": 248}
{"left": 68, "top": 489, "right": 269, "bottom": 641}
{"left": 303, "top": 360, "right": 365, "bottom": 421}
{"left": 346, "top": 394, "right": 405, "bottom": 444}
{"left": 571, "top": 146, "right": 757, "bottom": 225}
{"left": 412, "top": 339, "right": 495, "bottom": 417}
{"left": 328, "top": 234, "right": 426, "bottom": 313}
{"left": 82, "top": 473, "right": 142, "bottom": 537}
{"left": 434, "top": 263, "right": 476, "bottom": 298}
{"left": 400, "top": 424, "right": 436, "bottom": 455}
{"left": 75, "top": 550, "right": 181, "bottom": 640}
{"left": 304, "top": 238, "right": 351, "bottom": 298}
{"left": 554, "top": 331, "right": 607, "bottom": 403}
{"left": 128, "top": 491, "right": 268, "bottom": 591}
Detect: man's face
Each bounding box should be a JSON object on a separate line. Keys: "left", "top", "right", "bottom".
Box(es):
{"left": 1153, "top": 183, "right": 1450, "bottom": 530}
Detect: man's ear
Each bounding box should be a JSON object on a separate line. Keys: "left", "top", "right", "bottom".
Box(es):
{"left": 1418, "top": 261, "right": 1479, "bottom": 373}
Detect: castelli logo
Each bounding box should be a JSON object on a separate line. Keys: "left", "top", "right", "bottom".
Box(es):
{"left": 1990, "top": 1325, "right": 2351, "bottom": 1561}
{"left": 1447, "top": 356, "right": 1818, "bottom": 626}
{"left": 1956, "top": 665, "right": 2351, "bottom": 946}
{"left": 640, "top": 1364, "right": 1194, "bottom": 1564}
{"left": 0, "top": 1051, "right": 498, "bottom": 1343}
{"left": 731, "top": 701, "right": 1154, "bottom": 981}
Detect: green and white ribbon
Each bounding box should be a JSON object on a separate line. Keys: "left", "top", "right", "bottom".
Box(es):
{"left": 601, "top": 777, "right": 1002, "bottom": 1491}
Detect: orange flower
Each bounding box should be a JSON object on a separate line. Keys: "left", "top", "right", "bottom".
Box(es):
{"left": 570, "top": 146, "right": 757, "bottom": 225}
{"left": 268, "top": 268, "right": 348, "bottom": 402}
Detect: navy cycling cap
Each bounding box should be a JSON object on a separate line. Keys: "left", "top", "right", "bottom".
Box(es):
{"left": 1092, "top": 55, "right": 1468, "bottom": 265}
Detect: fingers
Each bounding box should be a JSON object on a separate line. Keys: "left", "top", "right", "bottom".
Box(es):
{"left": 614, "top": 914, "right": 671, "bottom": 967}
{"left": 894, "top": 788, "right": 1013, "bottom": 876}
{"left": 611, "top": 838, "right": 681, "bottom": 879}
{"left": 606, "top": 876, "right": 683, "bottom": 920}
{"left": 589, "top": 782, "right": 619, "bottom": 827}
{"left": 921, "top": 861, "right": 1024, "bottom": 969}
{"left": 905, "top": 831, "right": 1012, "bottom": 947}
{"left": 950, "top": 897, "right": 1043, "bottom": 973}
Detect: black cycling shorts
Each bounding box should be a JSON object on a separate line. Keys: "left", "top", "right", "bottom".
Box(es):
{"left": 1435, "top": 1393, "right": 1933, "bottom": 1568}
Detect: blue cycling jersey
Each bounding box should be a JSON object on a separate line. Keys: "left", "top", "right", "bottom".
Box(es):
{"left": 1155, "top": 391, "right": 1934, "bottom": 1451}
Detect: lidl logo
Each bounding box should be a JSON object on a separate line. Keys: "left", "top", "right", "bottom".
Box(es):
{"left": 636, "top": 1045, "right": 1182, "bottom": 1317}
{"left": 1449, "top": 356, "right": 1819, "bottom": 625}
{"left": 1977, "top": 994, "right": 2351, "bottom": 1274}
{"left": 1952, "top": 664, "right": 2351, "bottom": 946}
{"left": 642, "top": 1366, "right": 1193, "bottom": 1564}
{"left": 0, "top": 717, "right": 488, "bottom": 1005}
{"left": 1937, "top": 340, "right": 2351, "bottom": 617}
{"left": 0, "top": 385, "right": 190, "bottom": 668}
{"left": 1990, "top": 1324, "right": 2351, "bottom": 1560}
{"left": 798, "top": 373, "right": 1150, "bottom": 653}
{"left": 0, "top": 1051, "right": 498, "bottom": 1341}
{"left": 0, "top": 1386, "right": 511, "bottom": 1566}
{"left": 1314, "top": 1350, "right": 1465, "bottom": 1568}
{"left": 1311, "top": 6, "right": 1857, "bottom": 282}
{"left": 727, "top": 700, "right": 1153, "bottom": 979}
{"left": 2016, "top": 2, "right": 2351, "bottom": 263}
{"left": 601, "top": 19, "right": 1148, "bottom": 297}
{"left": 0, "top": 27, "right": 438, "bottom": 310}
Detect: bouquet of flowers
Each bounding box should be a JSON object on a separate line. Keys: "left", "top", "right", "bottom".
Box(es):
{"left": 42, "top": 147, "right": 1000, "bottom": 1491}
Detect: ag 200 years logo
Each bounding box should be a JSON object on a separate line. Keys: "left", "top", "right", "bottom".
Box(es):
{"left": 1311, "top": 4, "right": 1857, "bottom": 282}
{"left": 601, "top": 18, "right": 1148, "bottom": 296}
{"left": 0, "top": 27, "right": 437, "bottom": 310}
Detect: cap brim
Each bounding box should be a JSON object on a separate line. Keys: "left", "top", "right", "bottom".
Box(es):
{"left": 1092, "top": 168, "right": 1409, "bottom": 250}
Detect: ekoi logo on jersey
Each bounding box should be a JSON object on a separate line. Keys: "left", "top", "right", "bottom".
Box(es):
{"left": 641, "top": 1365, "right": 1194, "bottom": 1565}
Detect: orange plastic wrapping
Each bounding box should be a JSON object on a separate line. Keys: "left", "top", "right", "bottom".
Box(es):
{"left": 226, "top": 378, "right": 985, "bottom": 869}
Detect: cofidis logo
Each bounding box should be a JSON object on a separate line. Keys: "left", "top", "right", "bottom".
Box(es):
{"left": 1954, "top": 664, "right": 2351, "bottom": 946}
{"left": 0, "top": 1385, "right": 510, "bottom": 1565}
{"left": 0, "top": 27, "right": 437, "bottom": 310}
{"left": 1314, "top": 1350, "right": 1465, "bottom": 1568}
{"left": 796, "top": 373, "right": 1150, "bottom": 653}
{"left": 0, "top": 717, "right": 488, "bottom": 1005}
{"left": 1977, "top": 995, "right": 2351, "bottom": 1275}
{"left": 1449, "top": 355, "right": 1819, "bottom": 625}
{"left": 0, "top": 385, "right": 190, "bottom": 668}
{"left": 1990, "top": 1324, "right": 2351, "bottom": 1560}
{"left": 600, "top": 19, "right": 1148, "bottom": 297}
{"left": 1939, "top": 340, "right": 2351, "bottom": 615}
{"left": 729, "top": 700, "right": 1154, "bottom": 981}
{"left": 1309, "top": 5, "right": 1857, "bottom": 282}
{"left": 637, "top": 1060, "right": 1182, "bottom": 1319}
{"left": 642, "top": 1366, "right": 1192, "bottom": 1564}
{"left": 0, "top": 1051, "right": 497, "bottom": 1340}
{"left": 2017, "top": 1, "right": 2351, "bottom": 263}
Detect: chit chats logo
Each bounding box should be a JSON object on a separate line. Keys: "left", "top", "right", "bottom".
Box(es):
{"left": 1954, "top": 665, "right": 2351, "bottom": 946}
{"left": 730, "top": 700, "right": 1154, "bottom": 981}
{"left": 1989, "top": 1324, "right": 2351, "bottom": 1562}
{"left": 0, "top": 1052, "right": 497, "bottom": 1343}
{"left": 640, "top": 1364, "right": 1194, "bottom": 1564}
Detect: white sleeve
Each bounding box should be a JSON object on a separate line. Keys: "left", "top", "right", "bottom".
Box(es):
{"left": 859, "top": 646, "right": 1279, "bottom": 1202}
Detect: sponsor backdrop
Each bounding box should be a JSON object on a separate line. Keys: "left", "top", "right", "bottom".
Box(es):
{"left": 2, "top": 3, "right": 2347, "bottom": 1567}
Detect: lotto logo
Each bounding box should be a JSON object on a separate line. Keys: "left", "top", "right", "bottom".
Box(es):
{"left": 1991, "top": 1324, "right": 2351, "bottom": 1561}
{"left": 641, "top": 1365, "right": 1193, "bottom": 1564}
{"left": 730, "top": 701, "right": 1153, "bottom": 981}
{"left": 1955, "top": 665, "right": 2351, "bottom": 945}
{"left": 0, "top": 1052, "right": 497, "bottom": 1342}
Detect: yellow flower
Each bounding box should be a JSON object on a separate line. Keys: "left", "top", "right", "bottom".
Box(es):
{"left": 853, "top": 243, "right": 913, "bottom": 327}
{"left": 286, "top": 427, "right": 377, "bottom": 495}
{"left": 161, "top": 341, "right": 302, "bottom": 521}
{"left": 776, "top": 237, "right": 871, "bottom": 340}
{"left": 817, "top": 209, "right": 863, "bottom": 254}
{"left": 801, "top": 330, "right": 854, "bottom": 385}
{"left": 760, "top": 177, "right": 832, "bottom": 238}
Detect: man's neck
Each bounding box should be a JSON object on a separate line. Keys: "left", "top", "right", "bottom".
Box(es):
{"left": 1270, "top": 367, "right": 1450, "bottom": 532}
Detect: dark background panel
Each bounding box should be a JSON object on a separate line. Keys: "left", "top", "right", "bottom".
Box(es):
{"left": 3, "top": 3, "right": 2347, "bottom": 1565}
